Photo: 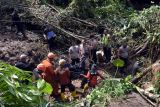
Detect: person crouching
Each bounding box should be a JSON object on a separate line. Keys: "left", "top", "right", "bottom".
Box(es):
{"left": 80, "top": 64, "right": 104, "bottom": 90}
{"left": 56, "top": 59, "right": 77, "bottom": 101}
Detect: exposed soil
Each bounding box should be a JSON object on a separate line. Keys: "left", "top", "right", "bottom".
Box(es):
{"left": 108, "top": 92, "right": 152, "bottom": 107}
{"left": 0, "top": 28, "right": 48, "bottom": 65}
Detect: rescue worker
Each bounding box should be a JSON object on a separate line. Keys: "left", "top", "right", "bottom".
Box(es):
{"left": 100, "top": 30, "right": 112, "bottom": 63}
{"left": 15, "top": 54, "right": 32, "bottom": 71}
{"left": 56, "top": 59, "right": 77, "bottom": 101}
{"left": 118, "top": 42, "right": 130, "bottom": 75}
{"left": 68, "top": 42, "right": 80, "bottom": 65}
{"left": 41, "top": 52, "right": 59, "bottom": 100}
{"left": 43, "top": 27, "right": 57, "bottom": 51}
{"left": 88, "top": 35, "right": 98, "bottom": 64}
{"left": 80, "top": 64, "right": 104, "bottom": 89}
{"left": 32, "top": 64, "right": 46, "bottom": 80}
{"left": 11, "top": 9, "right": 26, "bottom": 38}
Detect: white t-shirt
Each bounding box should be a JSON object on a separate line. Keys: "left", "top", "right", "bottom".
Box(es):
{"left": 69, "top": 45, "right": 79, "bottom": 59}
{"left": 79, "top": 43, "right": 89, "bottom": 57}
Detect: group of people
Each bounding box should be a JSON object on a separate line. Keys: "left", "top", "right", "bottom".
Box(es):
{"left": 15, "top": 51, "right": 105, "bottom": 101}
{"left": 12, "top": 8, "right": 133, "bottom": 101}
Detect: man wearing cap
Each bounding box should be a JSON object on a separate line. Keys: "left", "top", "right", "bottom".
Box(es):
{"left": 15, "top": 54, "right": 32, "bottom": 71}
{"left": 41, "top": 52, "right": 59, "bottom": 99}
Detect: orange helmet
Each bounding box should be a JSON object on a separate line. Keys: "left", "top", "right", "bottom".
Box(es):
{"left": 47, "top": 52, "right": 57, "bottom": 59}
{"left": 37, "top": 64, "right": 46, "bottom": 71}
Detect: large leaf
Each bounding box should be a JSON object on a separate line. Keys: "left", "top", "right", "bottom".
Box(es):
{"left": 112, "top": 59, "right": 124, "bottom": 67}
{"left": 18, "top": 92, "right": 32, "bottom": 102}
{"left": 41, "top": 82, "right": 52, "bottom": 94}
{"left": 37, "top": 79, "right": 46, "bottom": 90}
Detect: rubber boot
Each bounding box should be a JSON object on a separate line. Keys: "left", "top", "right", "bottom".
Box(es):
{"left": 83, "top": 84, "right": 89, "bottom": 92}
{"left": 60, "top": 93, "right": 66, "bottom": 101}
{"left": 71, "top": 90, "right": 78, "bottom": 98}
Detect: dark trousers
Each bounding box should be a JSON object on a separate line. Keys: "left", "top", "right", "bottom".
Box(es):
{"left": 103, "top": 46, "right": 111, "bottom": 63}
{"left": 119, "top": 57, "right": 128, "bottom": 74}
{"left": 61, "top": 83, "right": 75, "bottom": 93}
{"left": 48, "top": 37, "right": 55, "bottom": 50}
{"left": 71, "top": 58, "right": 80, "bottom": 65}
{"left": 91, "top": 48, "right": 97, "bottom": 64}
{"left": 80, "top": 70, "right": 88, "bottom": 89}
{"left": 15, "top": 22, "right": 26, "bottom": 38}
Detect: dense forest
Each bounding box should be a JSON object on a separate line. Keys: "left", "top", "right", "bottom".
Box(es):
{"left": 0, "top": 0, "right": 160, "bottom": 107}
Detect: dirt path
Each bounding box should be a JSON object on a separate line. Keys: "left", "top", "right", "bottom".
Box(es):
{"left": 108, "top": 92, "right": 152, "bottom": 107}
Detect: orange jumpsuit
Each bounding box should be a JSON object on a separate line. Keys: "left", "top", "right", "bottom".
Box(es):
{"left": 41, "top": 59, "right": 59, "bottom": 96}
{"left": 56, "top": 67, "right": 75, "bottom": 92}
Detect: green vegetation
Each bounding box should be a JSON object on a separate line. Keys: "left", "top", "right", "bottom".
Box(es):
{"left": 86, "top": 76, "right": 134, "bottom": 106}
{"left": 0, "top": 61, "right": 52, "bottom": 107}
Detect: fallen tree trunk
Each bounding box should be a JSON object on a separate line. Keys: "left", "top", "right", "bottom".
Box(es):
{"left": 71, "top": 17, "right": 97, "bottom": 27}
{"left": 135, "top": 86, "right": 157, "bottom": 107}
{"left": 130, "top": 40, "right": 149, "bottom": 58}
{"left": 34, "top": 15, "right": 87, "bottom": 41}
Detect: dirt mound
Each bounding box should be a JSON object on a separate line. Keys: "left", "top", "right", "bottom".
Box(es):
{"left": 0, "top": 30, "right": 48, "bottom": 65}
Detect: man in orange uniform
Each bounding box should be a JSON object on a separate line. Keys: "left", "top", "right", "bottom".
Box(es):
{"left": 41, "top": 52, "right": 59, "bottom": 100}
{"left": 32, "top": 63, "right": 46, "bottom": 80}
{"left": 81, "top": 64, "right": 104, "bottom": 88}
{"left": 56, "top": 59, "right": 77, "bottom": 101}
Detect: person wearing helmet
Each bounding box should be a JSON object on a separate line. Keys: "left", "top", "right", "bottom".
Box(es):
{"left": 80, "top": 64, "right": 104, "bottom": 90}
{"left": 55, "top": 59, "right": 77, "bottom": 101}
{"left": 32, "top": 64, "right": 46, "bottom": 80}
{"left": 15, "top": 54, "right": 32, "bottom": 71}
{"left": 41, "top": 52, "right": 59, "bottom": 100}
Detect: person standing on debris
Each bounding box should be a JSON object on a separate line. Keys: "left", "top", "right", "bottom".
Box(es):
{"left": 56, "top": 59, "right": 77, "bottom": 101}
{"left": 41, "top": 52, "right": 59, "bottom": 100}
{"left": 88, "top": 34, "right": 98, "bottom": 64}
{"left": 100, "top": 30, "right": 112, "bottom": 63}
{"left": 43, "top": 27, "right": 57, "bottom": 51}
{"left": 68, "top": 42, "right": 80, "bottom": 65}
{"left": 80, "top": 64, "right": 104, "bottom": 90}
{"left": 15, "top": 54, "right": 32, "bottom": 71}
{"left": 79, "top": 39, "right": 90, "bottom": 59}
{"left": 118, "top": 42, "right": 130, "bottom": 75}
{"left": 11, "top": 9, "right": 26, "bottom": 38}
